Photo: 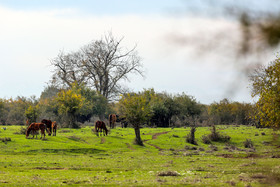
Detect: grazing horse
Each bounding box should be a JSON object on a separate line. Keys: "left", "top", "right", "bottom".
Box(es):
{"left": 41, "top": 119, "right": 52, "bottom": 136}
{"left": 116, "top": 115, "right": 128, "bottom": 128}
{"left": 26, "top": 123, "right": 46, "bottom": 139}
{"left": 51, "top": 121, "right": 58, "bottom": 136}
{"left": 109, "top": 114, "right": 117, "bottom": 129}
{"left": 26, "top": 119, "right": 38, "bottom": 136}
{"left": 95, "top": 121, "right": 108, "bottom": 136}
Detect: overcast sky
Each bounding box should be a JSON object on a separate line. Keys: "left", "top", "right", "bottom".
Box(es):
{"left": 0, "top": 0, "right": 278, "bottom": 104}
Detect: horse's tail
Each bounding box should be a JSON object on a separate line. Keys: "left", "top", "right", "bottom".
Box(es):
{"left": 109, "top": 114, "right": 112, "bottom": 124}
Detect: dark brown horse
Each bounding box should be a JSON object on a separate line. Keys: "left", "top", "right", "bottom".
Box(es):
{"left": 26, "top": 123, "right": 46, "bottom": 139}
{"left": 109, "top": 114, "right": 117, "bottom": 129}
{"left": 41, "top": 119, "right": 52, "bottom": 136}
{"left": 51, "top": 121, "right": 57, "bottom": 136}
{"left": 95, "top": 121, "right": 108, "bottom": 136}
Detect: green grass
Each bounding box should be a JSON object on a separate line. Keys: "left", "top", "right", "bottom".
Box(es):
{"left": 0, "top": 125, "right": 279, "bottom": 186}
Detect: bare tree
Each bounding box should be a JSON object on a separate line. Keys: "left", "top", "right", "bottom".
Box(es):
{"left": 51, "top": 51, "right": 88, "bottom": 88}
{"left": 51, "top": 33, "right": 144, "bottom": 99}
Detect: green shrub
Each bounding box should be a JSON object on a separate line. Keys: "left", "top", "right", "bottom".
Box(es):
{"left": 13, "top": 126, "right": 27, "bottom": 135}
{"left": 244, "top": 139, "right": 254, "bottom": 148}
{"left": 1, "top": 137, "right": 11, "bottom": 143}
{"left": 201, "top": 135, "right": 212, "bottom": 144}
{"left": 208, "top": 125, "right": 231, "bottom": 143}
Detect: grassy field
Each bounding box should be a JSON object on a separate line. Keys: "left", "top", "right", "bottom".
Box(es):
{"left": 0, "top": 125, "right": 279, "bottom": 186}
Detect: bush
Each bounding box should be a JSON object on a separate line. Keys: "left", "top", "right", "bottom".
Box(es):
{"left": 201, "top": 135, "right": 212, "bottom": 144}
{"left": 244, "top": 139, "right": 254, "bottom": 148}
{"left": 185, "top": 145, "right": 197, "bottom": 150}
{"left": 186, "top": 127, "right": 197, "bottom": 145}
{"left": 208, "top": 125, "right": 231, "bottom": 143}
{"left": 1, "top": 137, "right": 11, "bottom": 143}
{"left": 13, "top": 126, "right": 27, "bottom": 135}
{"left": 209, "top": 145, "right": 218, "bottom": 151}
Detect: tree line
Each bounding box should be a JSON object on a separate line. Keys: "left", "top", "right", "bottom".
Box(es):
{"left": 0, "top": 85, "right": 254, "bottom": 128}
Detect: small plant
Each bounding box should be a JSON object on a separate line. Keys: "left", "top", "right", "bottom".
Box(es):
{"left": 201, "top": 135, "right": 212, "bottom": 144}
{"left": 244, "top": 139, "right": 254, "bottom": 148}
{"left": 209, "top": 145, "right": 218, "bottom": 151}
{"left": 208, "top": 125, "right": 231, "bottom": 143}
{"left": 185, "top": 145, "right": 197, "bottom": 150}
{"left": 1, "top": 137, "right": 11, "bottom": 143}
{"left": 14, "top": 126, "right": 27, "bottom": 135}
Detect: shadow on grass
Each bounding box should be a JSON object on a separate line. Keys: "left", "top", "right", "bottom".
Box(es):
{"left": 108, "top": 136, "right": 125, "bottom": 140}
{"left": 27, "top": 148, "right": 105, "bottom": 154}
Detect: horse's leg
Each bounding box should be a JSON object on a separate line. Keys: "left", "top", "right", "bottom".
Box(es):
{"left": 32, "top": 130, "right": 35, "bottom": 139}
{"left": 42, "top": 128, "right": 45, "bottom": 139}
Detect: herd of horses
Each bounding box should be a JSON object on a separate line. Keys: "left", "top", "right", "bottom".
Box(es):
{"left": 25, "top": 114, "right": 124, "bottom": 139}
{"left": 26, "top": 119, "right": 57, "bottom": 139}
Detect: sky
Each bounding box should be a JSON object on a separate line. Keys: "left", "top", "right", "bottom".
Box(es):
{"left": 0, "top": 0, "right": 278, "bottom": 104}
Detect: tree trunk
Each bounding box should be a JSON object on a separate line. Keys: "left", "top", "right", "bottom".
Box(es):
{"left": 69, "top": 113, "right": 79, "bottom": 128}
{"left": 134, "top": 125, "right": 143, "bottom": 146}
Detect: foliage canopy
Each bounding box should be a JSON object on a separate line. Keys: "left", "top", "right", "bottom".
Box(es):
{"left": 250, "top": 55, "right": 280, "bottom": 128}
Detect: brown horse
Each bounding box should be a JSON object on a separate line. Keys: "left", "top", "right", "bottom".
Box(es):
{"left": 95, "top": 121, "right": 108, "bottom": 136}
{"left": 51, "top": 121, "right": 58, "bottom": 136}
{"left": 26, "top": 123, "right": 46, "bottom": 139}
{"left": 41, "top": 119, "right": 52, "bottom": 136}
{"left": 109, "top": 114, "right": 117, "bottom": 129}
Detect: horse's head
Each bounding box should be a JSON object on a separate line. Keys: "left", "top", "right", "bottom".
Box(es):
{"left": 26, "top": 127, "right": 31, "bottom": 138}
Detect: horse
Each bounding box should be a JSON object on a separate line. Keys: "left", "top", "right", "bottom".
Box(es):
{"left": 51, "top": 121, "right": 58, "bottom": 136}
{"left": 41, "top": 119, "right": 52, "bottom": 136}
{"left": 26, "top": 123, "right": 46, "bottom": 139}
{"left": 95, "top": 121, "right": 108, "bottom": 136}
{"left": 116, "top": 115, "right": 128, "bottom": 128}
{"left": 26, "top": 119, "right": 38, "bottom": 136}
{"left": 109, "top": 114, "right": 117, "bottom": 129}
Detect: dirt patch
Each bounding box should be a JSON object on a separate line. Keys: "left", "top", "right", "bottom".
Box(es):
{"left": 218, "top": 153, "right": 264, "bottom": 158}
{"left": 143, "top": 131, "right": 170, "bottom": 151}
{"left": 152, "top": 131, "right": 170, "bottom": 139}
{"left": 157, "top": 171, "right": 180, "bottom": 176}
{"left": 145, "top": 142, "right": 164, "bottom": 151}
{"left": 245, "top": 153, "right": 263, "bottom": 158}
{"left": 34, "top": 167, "right": 68, "bottom": 170}
{"left": 126, "top": 143, "right": 135, "bottom": 150}
{"left": 100, "top": 137, "right": 106, "bottom": 144}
